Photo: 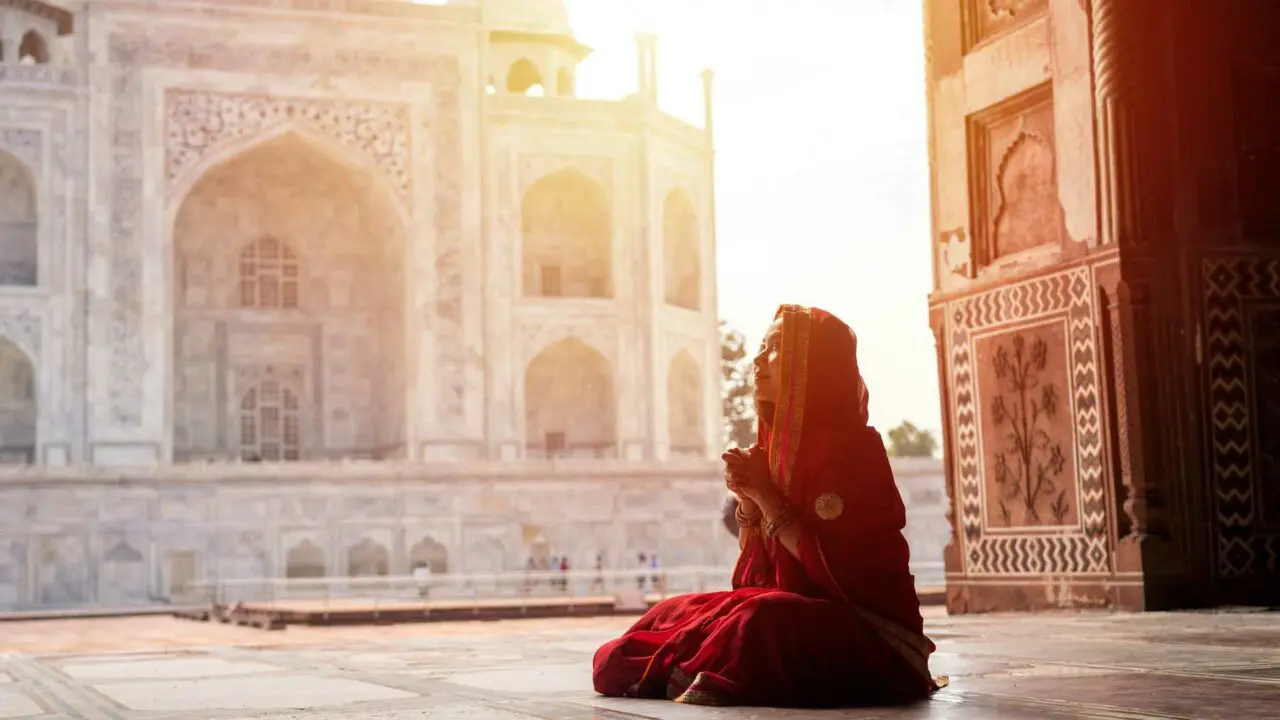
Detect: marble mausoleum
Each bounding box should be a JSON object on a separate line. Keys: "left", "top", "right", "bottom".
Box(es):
{"left": 0, "top": 0, "right": 745, "bottom": 611}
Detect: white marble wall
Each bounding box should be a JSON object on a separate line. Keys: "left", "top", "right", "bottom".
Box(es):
{"left": 0, "top": 457, "right": 949, "bottom": 612}
{"left": 0, "top": 460, "right": 733, "bottom": 611}
{"left": 0, "top": 0, "right": 720, "bottom": 468}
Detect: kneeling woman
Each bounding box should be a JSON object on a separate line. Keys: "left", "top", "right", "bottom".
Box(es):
{"left": 593, "top": 305, "right": 940, "bottom": 708}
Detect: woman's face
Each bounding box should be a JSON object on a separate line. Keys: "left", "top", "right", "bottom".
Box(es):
{"left": 753, "top": 318, "right": 783, "bottom": 408}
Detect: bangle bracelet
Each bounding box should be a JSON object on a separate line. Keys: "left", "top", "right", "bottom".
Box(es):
{"left": 735, "top": 505, "right": 763, "bottom": 528}
{"left": 764, "top": 506, "right": 798, "bottom": 539}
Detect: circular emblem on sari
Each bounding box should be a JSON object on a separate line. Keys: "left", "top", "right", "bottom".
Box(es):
{"left": 814, "top": 492, "right": 843, "bottom": 521}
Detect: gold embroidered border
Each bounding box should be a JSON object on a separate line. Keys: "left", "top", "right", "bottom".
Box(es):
{"left": 667, "top": 667, "right": 729, "bottom": 706}
{"left": 768, "top": 306, "right": 812, "bottom": 494}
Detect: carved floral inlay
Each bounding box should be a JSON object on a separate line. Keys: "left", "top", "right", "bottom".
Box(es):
{"left": 988, "top": 333, "right": 1070, "bottom": 525}
{"left": 165, "top": 90, "right": 412, "bottom": 202}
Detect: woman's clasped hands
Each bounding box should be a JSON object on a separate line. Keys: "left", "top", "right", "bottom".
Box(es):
{"left": 721, "top": 445, "right": 773, "bottom": 508}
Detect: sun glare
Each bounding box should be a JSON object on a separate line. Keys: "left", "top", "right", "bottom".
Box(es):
{"left": 561, "top": 0, "right": 937, "bottom": 433}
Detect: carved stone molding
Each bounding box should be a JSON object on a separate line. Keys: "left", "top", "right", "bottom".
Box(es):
{"left": 164, "top": 90, "right": 413, "bottom": 204}
{"left": 966, "top": 82, "right": 1062, "bottom": 272}
{"left": 961, "top": 0, "right": 1048, "bottom": 52}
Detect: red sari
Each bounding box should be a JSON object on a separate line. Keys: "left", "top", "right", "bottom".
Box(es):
{"left": 593, "top": 305, "right": 939, "bottom": 707}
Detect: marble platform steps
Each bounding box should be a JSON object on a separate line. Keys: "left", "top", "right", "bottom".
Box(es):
{"left": 188, "top": 585, "right": 946, "bottom": 631}
{"left": 183, "top": 595, "right": 663, "bottom": 631}
{"left": 0, "top": 587, "right": 944, "bottom": 627}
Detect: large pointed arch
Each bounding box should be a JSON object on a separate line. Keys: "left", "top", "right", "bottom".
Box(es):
{"left": 524, "top": 337, "right": 616, "bottom": 457}
{"left": 662, "top": 190, "right": 701, "bottom": 310}
{"left": 667, "top": 349, "right": 704, "bottom": 457}
{"left": 171, "top": 130, "right": 407, "bottom": 462}
{"left": 521, "top": 168, "right": 612, "bottom": 298}
{"left": 166, "top": 124, "right": 411, "bottom": 230}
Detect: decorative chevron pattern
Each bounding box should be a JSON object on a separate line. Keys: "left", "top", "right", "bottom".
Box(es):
{"left": 967, "top": 535, "right": 1109, "bottom": 575}
{"left": 1203, "top": 258, "right": 1280, "bottom": 578}
{"left": 947, "top": 267, "right": 1109, "bottom": 576}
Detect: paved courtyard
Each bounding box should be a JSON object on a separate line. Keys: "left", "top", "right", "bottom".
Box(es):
{"left": 0, "top": 608, "right": 1276, "bottom": 719}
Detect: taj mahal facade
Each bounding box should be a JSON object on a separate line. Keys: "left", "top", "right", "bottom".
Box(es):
{"left": 0, "top": 0, "right": 761, "bottom": 611}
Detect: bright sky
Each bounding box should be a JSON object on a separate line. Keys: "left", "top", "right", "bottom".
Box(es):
{"left": 565, "top": 0, "right": 942, "bottom": 436}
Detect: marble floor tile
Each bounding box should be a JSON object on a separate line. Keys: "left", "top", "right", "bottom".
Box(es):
{"left": 0, "top": 610, "right": 1276, "bottom": 719}
{"left": 0, "top": 689, "right": 43, "bottom": 720}
{"left": 92, "top": 674, "right": 417, "bottom": 713}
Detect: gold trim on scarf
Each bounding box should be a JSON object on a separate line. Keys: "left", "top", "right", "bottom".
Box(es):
{"left": 767, "top": 306, "right": 812, "bottom": 495}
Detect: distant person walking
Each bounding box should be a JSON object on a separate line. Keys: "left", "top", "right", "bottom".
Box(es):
{"left": 591, "top": 552, "right": 605, "bottom": 593}
{"left": 412, "top": 563, "right": 433, "bottom": 600}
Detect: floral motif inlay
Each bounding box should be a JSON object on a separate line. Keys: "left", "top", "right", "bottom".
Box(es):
{"left": 165, "top": 90, "right": 412, "bottom": 202}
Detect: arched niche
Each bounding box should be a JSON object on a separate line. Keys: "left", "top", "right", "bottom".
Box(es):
{"left": 524, "top": 337, "right": 616, "bottom": 457}
{"left": 285, "top": 539, "right": 326, "bottom": 579}
{"left": 0, "top": 337, "right": 36, "bottom": 464}
{"left": 347, "top": 538, "right": 390, "bottom": 577}
{"left": 507, "top": 58, "right": 543, "bottom": 95}
{"left": 171, "top": 131, "right": 406, "bottom": 462}
{"left": 18, "top": 31, "right": 49, "bottom": 65}
{"left": 409, "top": 536, "right": 449, "bottom": 574}
{"left": 662, "top": 190, "right": 701, "bottom": 310}
{"left": 521, "top": 168, "right": 612, "bottom": 299}
{"left": 0, "top": 149, "right": 38, "bottom": 286}
{"left": 667, "top": 350, "right": 704, "bottom": 456}
{"left": 993, "top": 132, "right": 1060, "bottom": 259}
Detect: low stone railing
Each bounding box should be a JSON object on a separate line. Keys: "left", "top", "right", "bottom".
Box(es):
{"left": 182, "top": 566, "right": 736, "bottom": 608}
{"left": 181, "top": 561, "right": 948, "bottom": 608}
{"left": 0, "top": 456, "right": 722, "bottom": 483}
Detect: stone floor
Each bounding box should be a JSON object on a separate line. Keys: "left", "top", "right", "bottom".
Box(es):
{"left": 0, "top": 608, "right": 1276, "bottom": 719}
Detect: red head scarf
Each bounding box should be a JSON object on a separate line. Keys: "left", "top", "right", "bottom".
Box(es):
{"left": 758, "top": 304, "right": 876, "bottom": 502}
{"left": 747, "top": 306, "right": 932, "bottom": 684}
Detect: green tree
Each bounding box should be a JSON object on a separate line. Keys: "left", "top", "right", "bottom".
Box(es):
{"left": 721, "top": 321, "right": 756, "bottom": 449}
{"left": 885, "top": 420, "right": 939, "bottom": 458}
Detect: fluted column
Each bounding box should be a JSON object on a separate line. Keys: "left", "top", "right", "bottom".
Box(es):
{"left": 1091, "top": 0, "right": 1143, "bottom": 246}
